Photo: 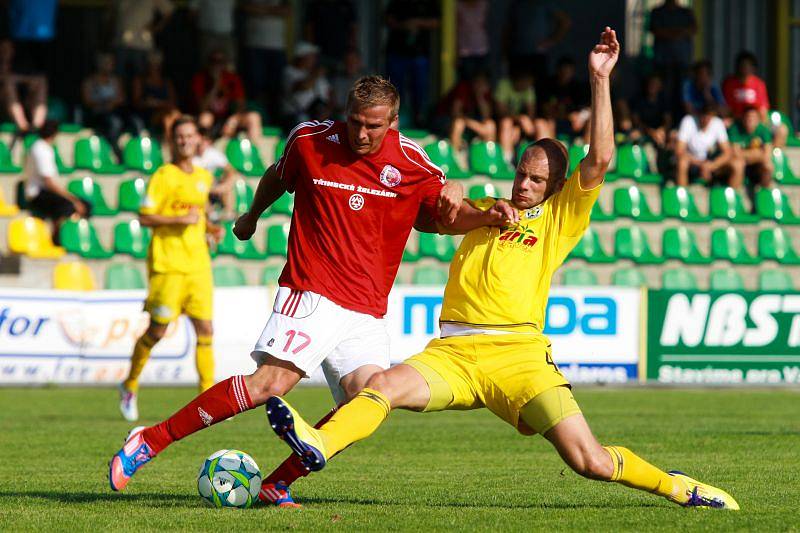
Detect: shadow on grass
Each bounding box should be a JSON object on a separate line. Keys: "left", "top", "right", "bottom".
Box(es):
{"left": 295, "top": 496, "right": 666, "bottom": 511}
{"left": 0, "top": 491, "right": 199, "bottom": 507}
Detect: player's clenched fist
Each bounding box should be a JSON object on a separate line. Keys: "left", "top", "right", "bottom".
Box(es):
{"left": 233, "top": 212, "right": 258, "bottom": 241}
{"left": 437, "top": 181, "right": 463, "bottom": 225}
{"left": 485, "top": 199, "right": 519, "bottom": 226}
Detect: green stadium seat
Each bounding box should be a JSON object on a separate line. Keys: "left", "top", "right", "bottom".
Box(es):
{"left": 114, "top": 220, "right": 151, "bottom": 259}
{"left": 661, "top": 186, "right": 710, "bottom": 222}
{"left": 709, "top": 187, "right": 759, "bottom": 223}
{"left": 261, "top": 264, "right": 283, "bottom": 286}
{"left": 468, "top": 183, "right": 500, "bottom": 200}
{"left": 105, "top": 263, "right": 145, "bottom": 290}
{"left": 470, "top": 141, "right": 515, "bottom": 179}
{"left": 0, "top": 141, "right": 21, "bottom": 173}
{"left": 118, "top": 177, "right": 146, "bottom": 212}
{"left": 561, "top": 267, "right": 598, "bottom": 286}
{"left": 568, "top": 144, "right": 589, "bottom": 172}
{"left": 73, "top": 136, "right": 125, "bottom": 174}
{"left": 614, "top": 226, "right": 663, "bottom": 264}
{"left": 232, "top": 179, "right": 254, "bottom": 215}
{"left": 662, "top": 269, "right": 699, "bottom": 290}
{"left": 123, "top": 136, "right": 163, "bottom": 173}
{"left": 267, "top": 192, "right": 294, "bottom": 216}
{"left": 212, "top": 265, "right": 247, "bottom": 287}
{"left": 274, "top": 138, "right": 287, "bottom": 162}
{"left": 424, "top": 140, "right": 470, "bottom": 179}
{"left": 755, "top": 187, "right": 800, "bottom": 224}
{"left": 59, "top": 219, "right": 114, "bottom": 259}
{"left": 262, "top": 126, "right": 282, "bottom": 138}
{"left": 711, "top": 227, "right": 759, "bottom": 265}
{"left": 759, "top": 270, "right": 795, "bottom": 291}
{"left": 569, "top": 227, "right": 615, "bottom": 263}
{"left": 412, "top": 266, "right": 449, "bottom": 285}
{"left": 612, "top": 267, "right": 648, "bottom": 287}
{"left": 401, "top": 129, "right": 430, "bottom": 139}
{"left": 266, "top": 223, "right": 290, "bottom": 256}
{"left": 613, "top": 185, "right": 662, "bottom": 221}
{"left": 769, "top": 110, "right": 800, "bottom": 147}
{"left": 418, "top": 233, "right": 457, "bottom": 261}
{"left": 615, "top": 144, "right": 662, "bottom": 183}
{"left": 67, "top": 176, "right": 118, "bottom": 216}
{"left": 662, "top": 227, "right": 712, "bottom": 264}
{"left": 758, "top": 227, "right": 800, "bottom": 265}
{"left": 226, "top": 137, "right": 266, "bottom": 177}
{"left": 217, "top": 221, "right": 266, "bottom": 260}
{"left": 771, "top": 147, "right": 800, "bottom": 185}
{"left": 709, "top": 269, "right": 745, "bottom": 291}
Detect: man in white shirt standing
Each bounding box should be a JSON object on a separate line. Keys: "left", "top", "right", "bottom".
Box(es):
{"left": 25, "top": 120, "right": 91, "bottom": 242}
{"left": 282, "top": 42, "right": 332, "bottom": 125}
{"left": 189, "top": 0, "right": 237, "bottom": 67}
{"left": 111, "top": 0, "right": 174, "bottom": 81}
{"left": 193, "top": 127, "right": 238, "bottom": 219}
{"left": 675, "top": 104, "right": 744, "bottom": 188}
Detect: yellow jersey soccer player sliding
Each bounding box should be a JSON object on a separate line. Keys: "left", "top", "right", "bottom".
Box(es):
{"left": 118, "top": 116, "right": 222, "bottom": 422}
{"left": 265, "top": 28, "right": 739, "bottom": 510}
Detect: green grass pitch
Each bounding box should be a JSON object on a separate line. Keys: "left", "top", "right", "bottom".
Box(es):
{"left": 1, "top": 386, "right": 798, "bottom": 531}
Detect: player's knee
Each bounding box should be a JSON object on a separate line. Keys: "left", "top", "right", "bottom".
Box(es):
{"left": 145, "top": 324, "right": 167, "bottom": 343}
{"left": 571, "top": 449, "right": 613, "bottom": 481}
{"left": 365, "top": 371, "right": 392, "bottom": 394}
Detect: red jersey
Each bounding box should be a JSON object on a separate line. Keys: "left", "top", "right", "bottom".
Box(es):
{"left": 276, "top": 120, "right": 445, "bottom": 317}
{"left": 722, "top": 75, "right": 769, "bottom": 118}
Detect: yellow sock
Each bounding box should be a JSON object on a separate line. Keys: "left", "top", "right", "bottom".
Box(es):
{"left": 318, "top": 388, "right": 391, "bottom": 457}
{"left": 195, "top": 335, "right": 214, "bottom": 392}
{"left": 123, "top": 332, "right": 158, "bottom": 392}
{"left": 604, "top": 446, "right": 689, "bottom": 504}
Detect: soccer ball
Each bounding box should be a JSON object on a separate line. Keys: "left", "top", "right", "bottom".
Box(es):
{"left": 196, "top": 449, "right": 262, "bottom": 508}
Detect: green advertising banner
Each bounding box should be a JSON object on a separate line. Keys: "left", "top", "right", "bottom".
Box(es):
{"left": 646, "top": 290, "right": 800, "bottom": 384}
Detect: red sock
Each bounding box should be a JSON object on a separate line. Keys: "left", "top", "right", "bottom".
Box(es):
{"left": 263, "top": 405, "right": 339, "bottom": 487}
{"left": 143, "top": 375, "right": 253, "bottom": 454}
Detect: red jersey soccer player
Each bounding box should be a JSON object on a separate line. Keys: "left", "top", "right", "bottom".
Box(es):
{"left": 109, "top": 76, "right": 514, "bottom": 501}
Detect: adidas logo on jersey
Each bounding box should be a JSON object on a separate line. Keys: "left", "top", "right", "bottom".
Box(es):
{"left": 326, "top": 134, "right": 340, "bottom": 144}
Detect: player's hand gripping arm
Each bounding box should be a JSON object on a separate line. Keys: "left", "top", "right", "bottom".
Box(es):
{"left": 415, "top": 198, "right": 519, "bottom": 235}
{"left": 579, "top": 27, "right": 619, "bottom": 189}
{"left": 232, "top": 164, "right": 287, "bottom": 241}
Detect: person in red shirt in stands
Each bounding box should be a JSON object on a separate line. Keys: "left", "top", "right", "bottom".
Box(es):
{"left": 108, "top": 75, "right": 516, "bottom": 505}
{"left": 191, "top": 49, "right": 262, "bottom": 141}
{"left": 722, "top": 50, "right": 787, "bottom": 147}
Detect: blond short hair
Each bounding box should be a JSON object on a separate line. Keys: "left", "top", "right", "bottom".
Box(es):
{"left": 346, "top": 76, "right": 400, "bottom": 117}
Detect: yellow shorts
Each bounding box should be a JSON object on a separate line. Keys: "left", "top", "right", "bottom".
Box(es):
{"left": 404, "top": 334, "right": 579, "bottom": 435}
{"left": 145, "top": 269, "right": 213, "bottom": 324}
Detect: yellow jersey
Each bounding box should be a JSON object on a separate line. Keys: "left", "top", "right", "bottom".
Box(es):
{"left": 140, "top": 163, "right": 212, "bottom": 274}
{"left": 440, "top": 167, "right": 601, "bottom": 334}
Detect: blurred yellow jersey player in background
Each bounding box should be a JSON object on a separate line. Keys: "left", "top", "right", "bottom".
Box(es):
{"left": 119, "top": 115, "right": 221, "bottom": 422}
{"left": 265, "top": 28, "right": 739, "bottom": 511}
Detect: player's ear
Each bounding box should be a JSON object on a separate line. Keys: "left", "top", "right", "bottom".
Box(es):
{"left": 390, "top": 114, "right": 399, "bottom": 130}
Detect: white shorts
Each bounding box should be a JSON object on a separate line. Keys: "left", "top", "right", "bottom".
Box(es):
{"left": 252, "top": 287, "right": 390, "bottom": 403}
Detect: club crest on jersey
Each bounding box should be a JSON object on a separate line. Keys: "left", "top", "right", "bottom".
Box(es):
{"left": 379, "top": 165, "right": 402, "bottom": 188}
{"left": 349, "top": 193, "right": 365, "bottom": 211}
{"left": 524, "top": 206, "right": 543, "bottom": 220}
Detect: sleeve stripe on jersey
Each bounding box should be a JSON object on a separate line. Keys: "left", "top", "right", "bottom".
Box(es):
{"left": 399, "top": 136, "right": 445, "bottom": 177}
{"left": 276, "top": 120, "right": 335, "bottom": 177}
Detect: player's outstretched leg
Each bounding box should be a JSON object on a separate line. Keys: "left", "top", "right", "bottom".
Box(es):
{"left": 108, "top": 359, "right": 302, "bottom": 491}
{"left": 266, "top": 396, "right": 330, "bottom": 471}
{"left": 522, "top": 387, "right": 739, "bottom": 510}
{"left": 109, "top": 426, "right": 150, "bottom": 491}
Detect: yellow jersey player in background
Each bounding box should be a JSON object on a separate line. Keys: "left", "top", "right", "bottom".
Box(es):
{"left": 118, "top": 115, "right": 222, "bottom": 422}
{"left": 264, "top": 28, "right": 739, "bottom": 510}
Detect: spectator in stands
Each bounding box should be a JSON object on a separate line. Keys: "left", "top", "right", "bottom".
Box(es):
{"left": 24, "top": 120, "right": 91, "bottom": 243}
{"left": 385, "top": 0, "right": 440, "bottom": 127}
{"left": 723, "top": 51, "right": 788, "bottom": 147}
{"left": 131, "top": 51, "right": 178, "bottom": 136}
{"left": 728, "top": 106, "right": 773, "bottom": 189}
{"left": 649, "top": 0, "right": 696, "bottom": 115}
{"left": 240, "top": 0, "right": 291, "bottom": 123}
{"left": 191, "top": 50, "right": 262, "bottom": 141}
{"left": 81, "top": 52, "right": 126, "bottom": 161}
{"left": 111, "top": 0, "right": 174, "bottom": 81}
{"left": 506, "top": 0, "right": 571, "bottom": 85}
{"left": 331, "top": 49, "right": 364, "bottom": 119}
{"left": 189, "top": 0, "right": 237, "bottom": 68}
{"left": 675, "top": 104, "right": 743, "bottom": 188}
{"left": 0, "top": 40, "right": 47, "bottom": 133}
{"left": 303, "top": 0, "right": 358, "bottom": 73}
{"left": 194, "top": 127, "right": 238, "bottom": 220}
{"left": 495, "top": 65, "right": 537, "bottom": 162}
{"left": 540, "top": 57, "right": 590, "bottom": 142}
{"left": 456, "top": 0, "right": 490, "bottom": 80}
{"left": 282, "top": 42, "right": 332, "bottom": 126}
{"left": 682, "top": 60, "right": 726, "bottom": 117}
{"left": 632, "top": 73, "right": 672, "bottom": 147}
{"left": 435, "top": 70, "right": 496, "bottom": 152}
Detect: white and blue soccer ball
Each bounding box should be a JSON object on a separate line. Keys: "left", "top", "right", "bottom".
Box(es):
{"left": 197, "top": 449, "right": 262, "bottom": 509}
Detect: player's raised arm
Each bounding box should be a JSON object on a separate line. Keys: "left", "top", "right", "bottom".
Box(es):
{"left": 579, "top": 27, "right": 619, "bottom": 189}
{"left": 232, "top": 163, "right": 287, "bottom": 241}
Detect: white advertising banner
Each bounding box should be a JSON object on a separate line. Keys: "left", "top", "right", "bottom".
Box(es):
{"left": 0, "top": 285, "right": 641, "bottom": 385}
